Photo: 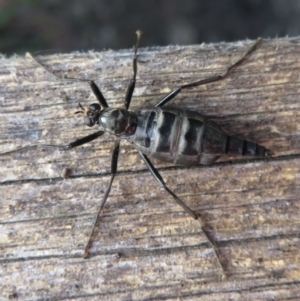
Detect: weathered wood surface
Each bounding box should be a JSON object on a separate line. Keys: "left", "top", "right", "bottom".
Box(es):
{"left": 1, "top": 37, "right": 300, "bottom": 300}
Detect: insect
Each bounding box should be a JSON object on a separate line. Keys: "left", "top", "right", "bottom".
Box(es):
{"left": 3, "top": 31, "right": 270, "bottom": 279}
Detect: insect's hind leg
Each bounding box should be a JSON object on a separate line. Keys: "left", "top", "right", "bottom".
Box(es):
{"left": 138, "top": 151, "right": 228, "bottom": 280}
{"left": 155, "top": 38, "right": 263, "bottom": 107}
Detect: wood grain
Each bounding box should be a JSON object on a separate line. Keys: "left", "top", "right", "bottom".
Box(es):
{"left": 1, "top": 37, "right": 300, "bottom": 300}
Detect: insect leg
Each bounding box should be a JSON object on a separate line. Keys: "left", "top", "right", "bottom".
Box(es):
{"left": 124, "top": 30, "right": 142, "bottom": 110}
{"left": 63, "top": 78, "right": 109, "bottom": 109}
{"left": 54, "top": 130, "right": 105, "bottom": 149}
{"left": 65, "top": 78, "right": 109, "bottom": 108}
{"left": 138, "top": 151, "right": 197, "bottom": 219}
{"left": 27, "top": 53, "right": 109, "bottom": 108}
{"left": 1, "top": 131, "right": 105, "bottom": 155}
{"left": 138, "top": 150, "right": 227, "bottom": 279}
{"left": 155, "top": 38, "right": 263, "bottom": 107}
{"left": 87, "top": 80, "right": 109, "bottom": 108}
{"left": 40, "top": 131, "right": 105, "bottom": 150}
{"left": 83, "top": 139, "right": 120, "bottom": 258}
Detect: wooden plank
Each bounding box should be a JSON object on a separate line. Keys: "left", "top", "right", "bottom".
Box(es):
{"left": 1, "top": 37, "right": 300, "bottom": 300}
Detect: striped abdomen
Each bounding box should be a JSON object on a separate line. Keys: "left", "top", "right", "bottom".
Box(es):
{"left": 131, "top": 107, "right": 270, "bottom": 166}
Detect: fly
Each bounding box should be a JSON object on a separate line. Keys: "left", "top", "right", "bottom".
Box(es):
{"left": 3, "top": 31, "right": 270, "bottom": 279}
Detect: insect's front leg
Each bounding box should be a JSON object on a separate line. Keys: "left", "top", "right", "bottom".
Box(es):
{"left": 27, "top": 53, "right": 109, "bottom": 109}
{"left": 49, "top": 130, "right": 105, "bottom": 150}
{"left": 0, "top": 131, "right": 105, "bottom": 155}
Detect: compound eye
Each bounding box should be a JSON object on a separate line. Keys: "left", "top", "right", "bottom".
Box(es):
{"left": 84, "top": 116, "right": 95, "bottom": 127}
{"left": 89, "top": 103, "right": 100, "bottom": 111}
